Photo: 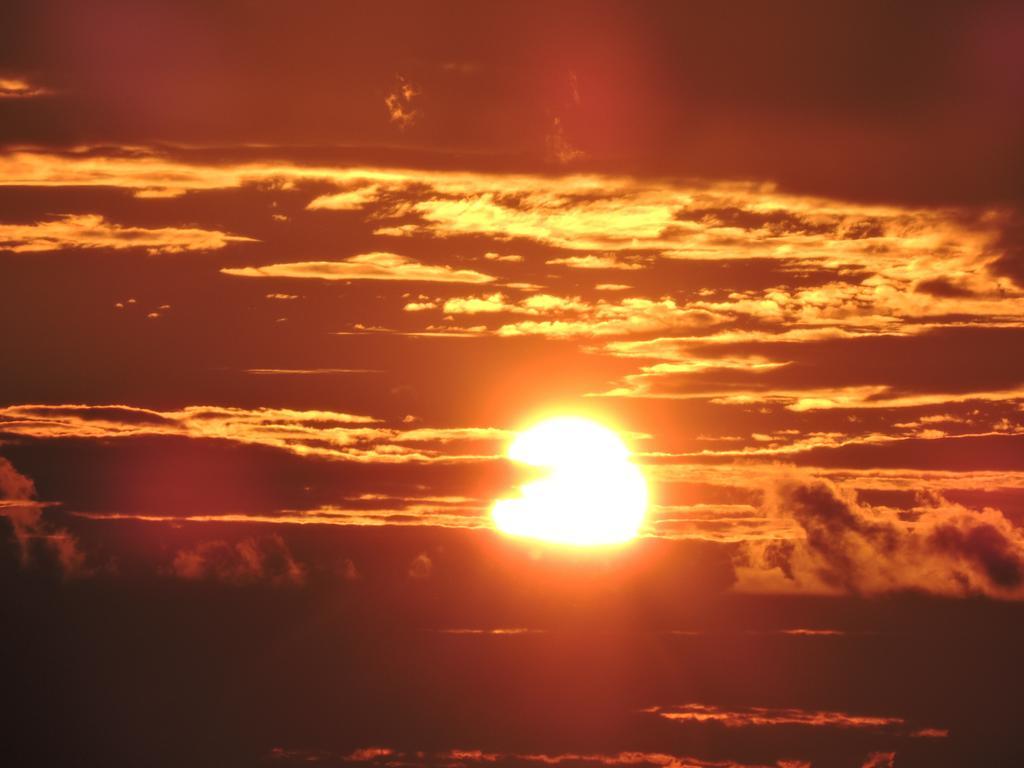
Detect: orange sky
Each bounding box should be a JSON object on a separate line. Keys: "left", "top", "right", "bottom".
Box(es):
{"left": 2, "top": 2, "right": 1024, "bottom": 767}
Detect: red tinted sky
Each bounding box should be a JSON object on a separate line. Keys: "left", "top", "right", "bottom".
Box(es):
{"left": 2, "top": 2, "right": 1024, "bottom": 767}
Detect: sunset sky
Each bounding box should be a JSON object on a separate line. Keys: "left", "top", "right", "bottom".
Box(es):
{"left": 2, "top": 2, "right": 1024, "bottom": 767}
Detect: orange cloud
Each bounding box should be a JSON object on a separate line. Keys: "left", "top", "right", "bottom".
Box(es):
{"left": 496, "top": 298, "right": 725, "bottom": 338}
{"left": 384, "top": 75, "right": 420, "bottom": 128}
{"left": 736, "top": 474, "right": 1024, "bottom": 597}
{"left": 305, "top": 184, "right": 385, "bottom": 210}
{"left": 222, "top": 252, "right": 495, "bottom": 283}
{"left": 644, "top": 703, "right": 906, "bottom": 730}
{"left": 597, "top": 375, "right": 1024, "bottom": 411}
{"left": 0, "top": 76, "right": 50, "bottom": 98}
{"left": 278, "top": 745, "right": 811, "bottom": 768}
{"left": 75, "top": 500, "right": 490, "bottom": 531}
{"left": 648, "top": 462, "right": 1024, "bottom": 497}
{"left": 546, "top": 254, "right": 644, "bottom": 270}
{"left": 0, "top": 404, "right": 507, "bottom": 463}
{"left": 0, "top": 214, "right": 254, "bottom": 253}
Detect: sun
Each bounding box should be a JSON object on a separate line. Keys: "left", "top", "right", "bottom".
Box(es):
{"left": 491, "top": 416, "right": 649, "bottom": 546}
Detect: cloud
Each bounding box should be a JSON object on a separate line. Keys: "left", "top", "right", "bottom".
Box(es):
{"left": 403, "top": 299, "right": 438, "bottom": 311}
{"left": 711, "top": 385, "right": 1024, "bottom": 412}
{"left": 546, "top": 254, "right": 644, "bottom": 270}
{"left": 272, "top": 746, "right": 808, "bottom": 767}
{"left": 666, "top": 420, "right": 1024, "bottom": 462}
{"left": 860, "top": 754, "right": 895, "bottom": 768}
{"left": 384, "top": 75, "right": 419, "bottom": 128}
{"left": 0, "top": 457, "right": 84, "bottom": 575}
{"left": 601, "top": 329, "right": 902, "bottom": 360}
{"left": 648, "top": 462, "right": 1024, "bottom": 498}
{"left": 442, "top": 292, "right": 514, "bottom": 314}
{"left": 306, "top": 184, "right": 384, "bottom": 211}
{"left": 0, "top": 404, "right": 506, "bottom": 464}
{"left": 419, "top": 292, "right": 724, "bottom": 337}
{"left": 545, "top": 116, "right": 586, "bottom": 165}
{"left": 736, "top": 474, "right": 1024, "bottom": 597}
{"left": 407, "top": 552, "right": 432, "bottom": 579}
{"left": 682, "top": 281, "right": 1024, "bottom": 334}
{"left": 483, "top": 251, "right": 524, "bottom": 262}
{"left": 608, "top": 355, "right": 790, "bottom": 385}
{"left": 0, "top": 76, "right": 50, "bottom": 98}
{"left": 597, "top": 375, "right": 1024, "bottom": 411}
{"left": 4, "top": 148, "right": 1021, "bottom": 322}
{"left": 76, "top": 498, "right": 490, "bottom": 532}
{"left": 645, "top": 703, "right": 916, "bottom": 732}
{"left": 495, "top": 298, "right": 725, "bottom": 338}
{"left": 221, "top": 252, "right": 495, "bottom": 284}
{"left": 172, "top": 534, "right": 305, "bottom": 585}
{"left": 0, "top": 214, "right": 254, "bottom": 253}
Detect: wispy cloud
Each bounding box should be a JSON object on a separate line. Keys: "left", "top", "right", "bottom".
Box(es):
{"left": 0, "top": 404, "right": 506, "bottom": 463}
{"left": 0, "top": 76, "right": 51, "bottom": 99}
{"left": 222, "top": 252, "right": 495, "bottom": 283}
{"left": 546, "top": 254, "right": 645, "bottom": 270}
{"left": 0, "top": 214, "right": 254, "bottom": 253}
{"left": 270, "top": 745, "right": 809, "bottom": 767}
{"left": 645, "top": 703, "right": 907, "bottom": 730}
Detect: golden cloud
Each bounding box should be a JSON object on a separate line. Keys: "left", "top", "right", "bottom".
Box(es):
{"left": 0, "top": 76, "right": 51, "bottom": 98}
{"left": 0, "top": 404, "right": 507, "bottom": 463}
{"left": 222, "top": 252, "right": 495, "bottom": 283}
{"left": 0, "top": 214, "right": 254, "bottom": 253}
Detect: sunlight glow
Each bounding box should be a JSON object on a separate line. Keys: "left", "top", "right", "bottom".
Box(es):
{"left": 491, "top": 417, "right": 649, "bottom": 546}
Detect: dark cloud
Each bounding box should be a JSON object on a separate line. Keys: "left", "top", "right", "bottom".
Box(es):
{"left": 742, "top": 475, "right": 1024, "bottom": 596}
{"left": 0, "top": 456, "right": 84, "bottom": 574}
{"left": 171, "top": 533, "right": 305, "bottom": 585}
{"left": 406, "top": 551, "right": 432, "bottom": 580}
{"left": 927, "top": 522, "right": 1024, "bottom": 590}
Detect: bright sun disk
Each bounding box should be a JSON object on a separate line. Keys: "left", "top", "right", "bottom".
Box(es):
{"left": 491, "top": 416, "right": 649, "bottom": 546}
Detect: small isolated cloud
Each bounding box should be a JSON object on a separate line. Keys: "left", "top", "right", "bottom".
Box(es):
{"left": 546, "top": 116, "right": 586, "bottom": 165}
{"left": 407, "top": 552, "right": 432, "bottom": 579}
{"left": 222, "top": 252, "right": 495, "bottom": 284}
{"left": 596, "top": 283, "right": 631, "bottom": 291}
{"left": 306, "top": 184, "right": 382, "bottom": 211}
{"left": 442, "top": 292, "right": 512, "bottom": 314}
{"left": 861, "top": 754, "right": 895, "bottom": 768}
{"left": 340, "top": 558, "right": 361, "bottom": 581}
{"left": 483, "top": 251, "right": 524, "bottom": 263}
{"left": 385, "top": 75, "right": 419, "bottom": 128}
{"left": 0, "top": 76, "right": 51, "bottom": 99}
{"left": 0, "top": 214, "right": 254, "bottom": 253}
{"left": 172, "top": 534, "right": 305, "bottom": 585}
